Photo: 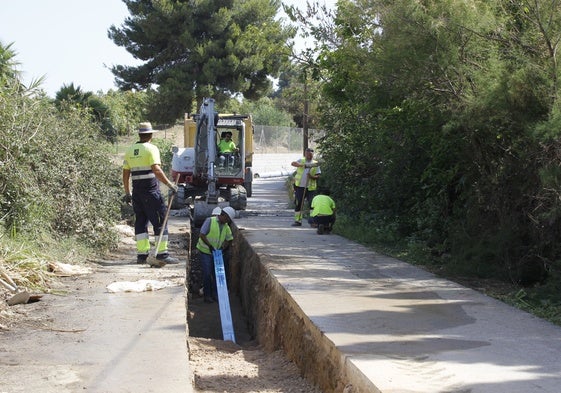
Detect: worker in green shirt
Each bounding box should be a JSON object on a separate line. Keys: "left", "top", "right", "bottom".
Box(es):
{"left": 309, "top": 190, "right": 336, "bottom": 235}
{"left": 218, "top": 131, "right": 238, "bottom": 167}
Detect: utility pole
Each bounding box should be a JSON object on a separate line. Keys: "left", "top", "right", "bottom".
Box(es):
{"left": 302, "top": 74, "right": 309, "bottom": 154}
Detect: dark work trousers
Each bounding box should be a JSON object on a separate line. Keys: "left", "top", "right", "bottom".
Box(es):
{"left": 200, "top": 251, "right": 216, "bottom": 299}
{"left": 200, "top": 249, "right": 231, "bottom": 300}
{"left": 312, "top": 215, "right": 336, "bottom": 229}
{"left": 294, "top": 186, "right": 315, "bottom": 216}
{"left": 133, "top": 190, "right": 168, "bottom": 243}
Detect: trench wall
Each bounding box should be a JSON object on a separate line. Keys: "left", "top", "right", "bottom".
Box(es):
{"left": 230, "top": 226, "right": 379, "bottom": 393}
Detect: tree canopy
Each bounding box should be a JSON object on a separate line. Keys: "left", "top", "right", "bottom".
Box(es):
{"left": 109, "top": 0, "right": 296, "bottom": 123}
{"left": 294, "top": 0, "right": 561, "bottom": 285}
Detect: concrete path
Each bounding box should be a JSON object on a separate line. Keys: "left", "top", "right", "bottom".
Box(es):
{"left": 237, "top": 177, "right": 561, "bottom": 393}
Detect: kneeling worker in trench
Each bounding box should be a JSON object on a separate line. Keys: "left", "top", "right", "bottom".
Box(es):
{"left": 196, "top": 207, "right": 236, "bottom": 303}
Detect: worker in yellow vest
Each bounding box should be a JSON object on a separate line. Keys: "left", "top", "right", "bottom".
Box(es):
{"left": 291, "top": 148, "right": 321, "bottom": 226}
{"left": 310, "top": 190, "right": 336, "bottom": 235}
{"left": 122, "top": 122, "right": 179, "bottom": 266}
{"left": 218, "top": 131, "right": 239, "bottom": 167}
{"left": 196, "top": 206, "right": 236, "bottom": 303}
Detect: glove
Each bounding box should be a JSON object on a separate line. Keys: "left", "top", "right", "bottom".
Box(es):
{"left": 168, "top": 183, "right": 178, "bottom": 194}
{"left": 123, "top": 193, "right": 132, "bottom": 204}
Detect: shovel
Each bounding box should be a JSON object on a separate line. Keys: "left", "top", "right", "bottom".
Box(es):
{"left": 0, "top": 268, "right": 30, "bottom": 306}
{"left": 147, "top": 177, "right": 179, "bottom": 268}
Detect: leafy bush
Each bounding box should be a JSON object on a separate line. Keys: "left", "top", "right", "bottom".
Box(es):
{"left": 151, "top": 137, "right": 174, "bottom": 175}
{"left": 0, "top": 84, "right": 121, "bottom": 251}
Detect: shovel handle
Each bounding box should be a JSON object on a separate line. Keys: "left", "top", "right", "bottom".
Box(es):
{"left": 153, "top": 175, "right": 180, "bottom": 257}
{"left": 0, "top": 267, "right": 18, "bottom": 289}
{"left": 0, "top": 277, "right": 16, "bottom": 292}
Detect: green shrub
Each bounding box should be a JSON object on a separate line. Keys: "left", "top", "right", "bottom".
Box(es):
{"left": 152, "top": 137, "right": 174, "bottom": 175}
{"left": 0, "top": 85, "right": 121, "bottom": 251}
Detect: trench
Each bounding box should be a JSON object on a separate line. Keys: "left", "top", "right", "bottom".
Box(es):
{"left": 186, "top": 226, "right": 255, "bottom": 345}
{"left": 185, "top": 217, "right": 365, "bottom": 393}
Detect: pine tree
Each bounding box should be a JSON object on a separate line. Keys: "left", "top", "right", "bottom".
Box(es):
{"left": 108, "top": 0, "right": 295, "bottom": 123}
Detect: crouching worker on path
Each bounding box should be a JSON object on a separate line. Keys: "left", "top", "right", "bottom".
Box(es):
{"left": 310, "top": 191, "right": 336, "bottom": 235}
{"left": 196, "top": 207, "right": 236, "bottom": 303}
{"left": 122, "top": 122, "right": 179, "bottom": 265}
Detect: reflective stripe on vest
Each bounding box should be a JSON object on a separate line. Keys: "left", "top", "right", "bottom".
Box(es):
{"left": 131, "top": 165, "right": 156, "bottom": 181}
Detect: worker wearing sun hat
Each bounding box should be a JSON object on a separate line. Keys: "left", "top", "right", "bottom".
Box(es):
{"left": 122, "top": 122, "right": 180, "bottom": 266}
{"left": 196, "top": 206, "right": 236, "bottom": 302}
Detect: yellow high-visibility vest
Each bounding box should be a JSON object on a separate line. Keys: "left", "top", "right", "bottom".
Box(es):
{"left": 294, "top": 158, "right": 319, "bottom": 190}
{"left": 196, "top": 217, "right": 233, "bottom": 254}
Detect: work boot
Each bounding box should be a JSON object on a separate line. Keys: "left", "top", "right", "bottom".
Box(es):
{"left": 157, "top": 255, "right": 179, "bottom": 264}
{"left": 136, "top": 256, "right": 147, "bottom": 264}
{"left": 317, "top": 224, "right": 325, "bottom": 235}
{"left": 291, "top": 221, "right": 302, "bottom": 227}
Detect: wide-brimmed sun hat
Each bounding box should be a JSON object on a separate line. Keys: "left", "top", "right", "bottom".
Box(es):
{"left": 138, "top": 122, "right": 157, "bottom": 134}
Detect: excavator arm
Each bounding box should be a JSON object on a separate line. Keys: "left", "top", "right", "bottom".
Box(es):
{"left": 196, "top": 98, "right": 219, "bottom": 204}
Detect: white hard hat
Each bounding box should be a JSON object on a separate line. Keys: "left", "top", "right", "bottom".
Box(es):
{"left": 211, "top": 207, "right": 222, "bottom": 216}
{"left": 222, "top": 206, "right": 236, "bottom": 221}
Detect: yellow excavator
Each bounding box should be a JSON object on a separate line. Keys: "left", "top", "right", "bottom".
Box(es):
{"left": 170, "top": 98, "right": 254, "bottom": 225}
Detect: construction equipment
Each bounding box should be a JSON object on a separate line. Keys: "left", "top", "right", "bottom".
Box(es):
{"left": 170, "top": 98, "right": 254, "bottom": 225}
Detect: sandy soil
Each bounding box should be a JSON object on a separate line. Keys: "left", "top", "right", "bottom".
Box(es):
{"left": 189, "top": 337, "right": 322, "bottom": 393}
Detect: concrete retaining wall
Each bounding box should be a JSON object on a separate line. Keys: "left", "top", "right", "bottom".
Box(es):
{"left": 231, "top": 228, "right": 379, "bottom": 393}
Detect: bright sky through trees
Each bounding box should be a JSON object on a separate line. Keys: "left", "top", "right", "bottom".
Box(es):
{"left": 1, "top": 0, "right": 334, "bottom": 97}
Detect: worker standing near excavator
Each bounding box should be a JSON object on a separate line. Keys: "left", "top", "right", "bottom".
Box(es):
{"left": 291, "top": 148, "right": 321, "bottom": 227}
{"left": 122, "top": 122, "right": 179, "bottom": 265}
